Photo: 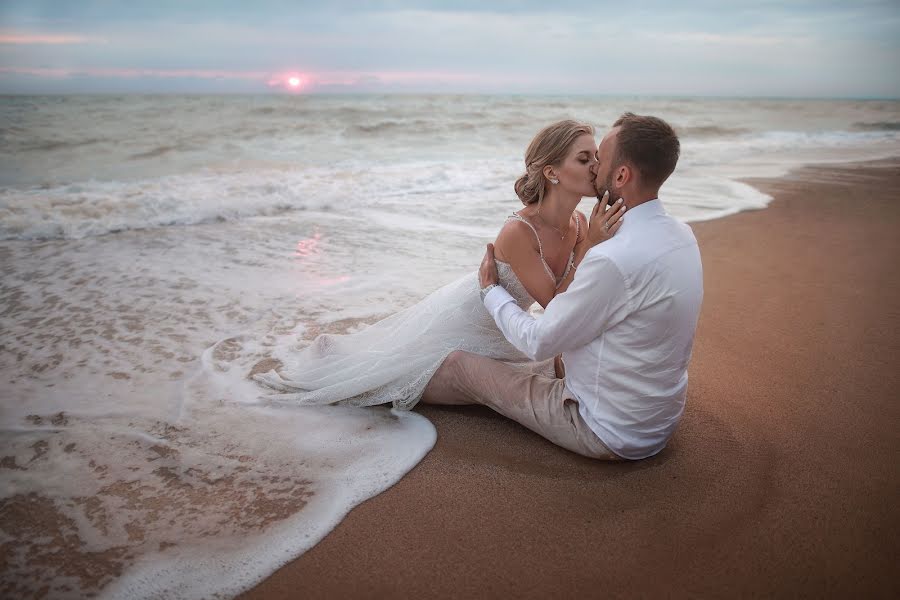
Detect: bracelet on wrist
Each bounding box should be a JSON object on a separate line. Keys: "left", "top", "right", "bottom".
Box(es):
{"left": 480, "top": 283, "right": 499, "bottom": 301}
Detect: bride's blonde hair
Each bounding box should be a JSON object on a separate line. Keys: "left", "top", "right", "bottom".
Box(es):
{"left": 514, "top": 119, "right": 594, "bottom": 206}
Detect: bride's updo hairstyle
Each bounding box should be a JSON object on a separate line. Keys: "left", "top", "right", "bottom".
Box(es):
{"left": 514, "top": 119, "right": 594, "bottom": 206}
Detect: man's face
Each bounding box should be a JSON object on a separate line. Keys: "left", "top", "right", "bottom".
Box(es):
{"left": 592, "top": 128, "right": 622, "bottom": 202}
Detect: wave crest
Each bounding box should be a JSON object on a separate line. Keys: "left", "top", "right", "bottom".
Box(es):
{"left": 0, "top": 171, "right": 325, "bottom": 240}
{"left": 852, "top": 120, "right": 900, "bottom": 131}
{"left": 676, "top": 125, "right": 750, "bottom": 138}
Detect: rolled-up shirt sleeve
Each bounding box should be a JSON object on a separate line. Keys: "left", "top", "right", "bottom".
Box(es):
{"left": 483, "top": 253, "right": 630, "bottom": 361}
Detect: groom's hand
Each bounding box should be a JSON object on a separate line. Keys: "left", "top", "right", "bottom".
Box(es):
{"left": 479, "top": 243, "right": 499, "bottom": 288}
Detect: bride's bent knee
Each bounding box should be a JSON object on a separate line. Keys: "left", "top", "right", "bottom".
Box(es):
{"left": 443, "top": 350, "right": 473, "bottom": 372}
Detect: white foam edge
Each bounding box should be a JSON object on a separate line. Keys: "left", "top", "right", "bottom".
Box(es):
{"left": 80, "top": 335, "right": 436, "bottom": 599}
{"left": 101, "top": 406, "right": 435, "bottom": 600}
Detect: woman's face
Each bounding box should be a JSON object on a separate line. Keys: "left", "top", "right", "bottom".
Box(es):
{"left": 554, "top": 133, "right": 599, "bottom": 198}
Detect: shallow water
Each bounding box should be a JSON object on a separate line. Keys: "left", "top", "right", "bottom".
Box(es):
{"left": 1, "top": 94, "right": 899, "bottom": 598}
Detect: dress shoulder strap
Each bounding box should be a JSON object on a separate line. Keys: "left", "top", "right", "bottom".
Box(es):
{"left": 506, "top": 213, "right": 545, "bottom": 259}
{"left": 506, "top": 213, "right": 557, "bottom": 285}
{"left": 556, "top": 215, "right": 580, "bottom": 290}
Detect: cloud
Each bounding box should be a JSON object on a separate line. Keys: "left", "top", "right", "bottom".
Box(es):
{"left": 0, "top": 66, "right": 267, "bottom": 79}
{"left": 0, "top": 31, "right": 105, "bottom": 45}
{"left": 651, "top": 31, "right": 798, "bottom": 47}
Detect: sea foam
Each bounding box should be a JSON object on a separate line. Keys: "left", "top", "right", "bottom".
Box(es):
{"left": 2, "top": 402, "right": 435, "bottom": 599}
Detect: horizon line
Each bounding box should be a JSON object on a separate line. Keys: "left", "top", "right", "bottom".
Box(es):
{"left": 1, "top": 91, "right": 898, "bottom": 101}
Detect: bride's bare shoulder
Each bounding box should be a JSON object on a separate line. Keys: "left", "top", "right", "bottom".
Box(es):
{"left": 493, "top": 215, "right": 539, "bottom": 263}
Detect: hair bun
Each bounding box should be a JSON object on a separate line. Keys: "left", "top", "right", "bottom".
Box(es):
{"left": 514, "top": 172, "right": 530, "bottom": 205}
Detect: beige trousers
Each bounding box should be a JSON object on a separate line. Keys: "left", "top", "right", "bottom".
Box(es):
{"left": 422, "top": 351, "right": 622, "bottom": 461}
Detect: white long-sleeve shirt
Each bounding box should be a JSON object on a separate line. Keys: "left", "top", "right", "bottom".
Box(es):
{"left": 483, "top": 199, "right": 703, "bottom": 459}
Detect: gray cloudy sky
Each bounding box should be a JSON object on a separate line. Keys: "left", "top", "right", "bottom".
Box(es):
{"left": 1, "top": 0, "right": 898, "bottom": 96}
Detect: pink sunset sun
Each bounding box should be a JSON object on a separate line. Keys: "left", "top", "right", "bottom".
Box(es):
{"left": 267, "top": 73, "right": 307, "bottom": 92}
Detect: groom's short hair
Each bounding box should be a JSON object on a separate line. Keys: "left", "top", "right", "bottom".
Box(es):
{"left": 612, "top": 112, "right": 680, "bottom": 187}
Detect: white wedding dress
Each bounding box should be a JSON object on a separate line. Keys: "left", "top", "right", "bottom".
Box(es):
{"left": 254, "top": 214, "right": 578, "bottom": 410}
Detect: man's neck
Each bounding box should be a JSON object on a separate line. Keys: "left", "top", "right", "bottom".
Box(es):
{"left": 623, "top": 189, "right": 660, "bottom": 211}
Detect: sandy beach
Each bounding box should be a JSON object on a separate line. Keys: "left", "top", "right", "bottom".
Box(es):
{"left": 241, "top": 159, "right": 900, "bottom": 599}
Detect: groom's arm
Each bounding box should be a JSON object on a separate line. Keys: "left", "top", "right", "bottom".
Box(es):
{"left": 483, "top": 251, "right": 630, "bottom": 362}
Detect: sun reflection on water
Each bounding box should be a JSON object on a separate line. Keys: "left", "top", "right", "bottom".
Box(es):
{"left": 295, "top": 230, "right": 322, "bottom": 258}
{"left": 293, "top": 229, "right": 351, "bottom": 287}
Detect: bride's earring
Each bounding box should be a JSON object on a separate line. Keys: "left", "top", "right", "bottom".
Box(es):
{"left": 550, "top": 177, "right": 559, "bottom": 185}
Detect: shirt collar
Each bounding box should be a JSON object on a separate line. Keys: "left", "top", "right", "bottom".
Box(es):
{"left": 624, "top": 198, "right": 664, "bottom": 221}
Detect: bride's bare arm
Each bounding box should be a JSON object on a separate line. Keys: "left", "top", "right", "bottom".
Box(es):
{"left": 492, "top": 220, "right": 557, "bottom": 308}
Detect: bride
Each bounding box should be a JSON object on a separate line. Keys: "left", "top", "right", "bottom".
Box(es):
{"left": 254, "top": 120, "right": 625, "bottom": 409}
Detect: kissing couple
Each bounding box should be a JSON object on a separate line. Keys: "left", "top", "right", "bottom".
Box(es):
{"left": 256, "top": 112, "right": 704, "bottom": 461}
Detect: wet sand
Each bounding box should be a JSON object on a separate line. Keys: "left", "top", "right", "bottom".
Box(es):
{"left": 241, "top": 159, "right": 900, "bottom": 599}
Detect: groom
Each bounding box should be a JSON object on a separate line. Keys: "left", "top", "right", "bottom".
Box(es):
{"left": 421, "top": 113, "right": 703, "bottom": 461}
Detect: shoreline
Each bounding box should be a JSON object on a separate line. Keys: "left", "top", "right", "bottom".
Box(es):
{"left": 240, "top": 157, "right": 900, "bottom": 599}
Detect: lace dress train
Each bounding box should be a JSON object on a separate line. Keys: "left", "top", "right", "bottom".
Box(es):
{"left": 254, "top": 262, "right": 536, "bottom": 410}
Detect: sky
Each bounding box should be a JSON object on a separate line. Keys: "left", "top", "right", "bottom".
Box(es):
{"left": 1, "top": 0, "right": 898, "bottom": 97}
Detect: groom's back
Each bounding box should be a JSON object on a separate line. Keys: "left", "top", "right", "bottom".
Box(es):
{"left": 607, "top": 210, "right": 703, "bottom": 375}
{"left": 571, "top": 202, "right": 703, "bottom": 459}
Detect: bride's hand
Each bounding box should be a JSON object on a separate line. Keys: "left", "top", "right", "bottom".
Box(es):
{"left": 479, "top": 243, "right": 499, "bottom": 288}
{"left": 585, "top": 191, "right": 625, "bottom": 248}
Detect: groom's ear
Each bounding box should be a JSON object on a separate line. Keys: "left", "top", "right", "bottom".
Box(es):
{"left": 615, "top": 165, "right": 631, "bottom": 187}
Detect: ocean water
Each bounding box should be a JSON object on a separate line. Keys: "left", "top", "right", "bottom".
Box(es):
{"left": 1, "top": 94, "right": 899, "bottom": 598}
